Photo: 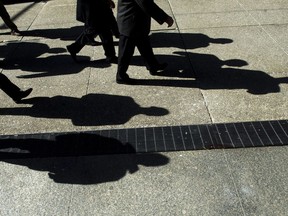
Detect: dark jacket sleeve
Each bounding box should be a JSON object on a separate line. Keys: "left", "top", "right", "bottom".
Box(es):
{"left": 134, "top": 0, "right": 169, "bottom": 24}
{"left": 117, "top": 0, "right": 169, "bottom": 37}
{"left": 76, "top": 0, "right": 113, "bottom": 29}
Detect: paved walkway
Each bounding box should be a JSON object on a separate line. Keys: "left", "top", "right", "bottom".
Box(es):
{"left": 0, "top": 0, "right": 287, "bottom": 215}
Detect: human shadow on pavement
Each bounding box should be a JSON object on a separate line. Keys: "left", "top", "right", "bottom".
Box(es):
{"left": 184, "top": 51, "right": 288, "bottom": 94}
{"left": 0, "top": 25, "right": 82, "bottom": 41}
{"left": 19, "top": 26, "right": 118, "bottom": 46}
{"left": 19, "top": 26, "right": 83, "bottom": 41}
{"left": 1, "top": 41, "right": 110, "bottom": 78}
{"left": 0, "top": 93, "right": 169, "bottom": 126}
{"left": 150, "top": 32, "right": 233, "bottom": 49}
{"left": 128, "top": 32, "right": 287, "bottom": 94}
{"left": 0, "top": 133, "right": 170, "bottom": 185}
{"left": 131, "top": 51, "right": 288, "bottom": 95}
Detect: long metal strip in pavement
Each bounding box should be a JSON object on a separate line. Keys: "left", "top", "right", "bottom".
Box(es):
{"left": 0, "top": 120, "right": 288, "bottom": 159}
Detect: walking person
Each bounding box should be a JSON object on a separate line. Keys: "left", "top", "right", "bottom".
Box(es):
{"left": 0, "top": 0, "right": 21, "bottom": 36}
{"left": 116, "top": 0, "right": 174, "bottom": 84}
{"left": 66, "top": 0, "right": 118, "bottom": 63}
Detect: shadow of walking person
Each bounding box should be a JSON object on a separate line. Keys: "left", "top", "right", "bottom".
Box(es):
{"left": 1, "top": 41, "right": 100, "bottom": 78}
{"left": 0, "top": 132, "right": 170, "bottom": 185}
{"left": 128, "top": 32, "right": 233, "bottom": 78}
{"left": 150, "top": 32, "right": 233, "bottom": 49}
{"left": 48, "top": 152, "right": 170, "bottom": 185}
{"left": 179, "top": 51, "right": 288, "bottom": 94}
{"left": 0, "top": 93, "right": 169, "bottom": 126}
{"left": 132, "top": 51, "right": 288, "bottom": 95}
{"left": 19, "top": 26, "right": 84, "bottom": 41}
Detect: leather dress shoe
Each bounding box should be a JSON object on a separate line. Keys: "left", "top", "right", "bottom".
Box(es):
{"left": 12, "top": 88, "right": 33, "bottom": 103}
{"left": 116, "top": 74, "right": 136, "bottom": 85}
{"left": 86, "top": 40, "right": 100, "bottom": 46}
{"left": 66, "top": 45, "right": 78, "bottom": 62}
{"left": 149, "top": 62, "right": 168, "bottom": 75}
{"left": 11, "top": 29, "right": 21, "bottom": 36}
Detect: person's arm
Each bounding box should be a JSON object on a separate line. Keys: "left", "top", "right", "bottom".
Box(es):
{"left": 164, "top": 15, "right": 174, "bottom": 27}
{"left": 135, "top": 0, "right": 174, "bottom": 27}
{"left": 107, "top": 0, "right": 115, "bottom": 8}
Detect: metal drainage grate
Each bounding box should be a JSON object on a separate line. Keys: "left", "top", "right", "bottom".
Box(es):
{"left": 0, "top": 120, "right": 287, "bottom": 159}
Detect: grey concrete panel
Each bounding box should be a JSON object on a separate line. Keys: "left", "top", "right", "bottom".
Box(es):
{"left": 236, "top": 0, "right": 288, "bottom": 10}
{"left": 224, "top": 146, "right": 288, "bottom": 216}
{"left": 261, "top": 24, "right": 288, "bottom": 54}
{"left": 1, "top": 2, "right": 45, "bottom": 29}
{"left": 247, "top": 9, "right": 288, "bottom": 26}
{"left": 30, "top": 4, "right": 76, "bottom": 26}
{"left": 169, "top": 0, "right": 243, "bottom": 14}
{"left": 0, "top": 158, "right": 73, "bottom": 216}
{"left": 179, "top": 26, "right": 288, "bottom": 123}
{"left": 0, "top": 0, "right": 288, "bottom": 215}
{"left": 69, "top": 151, "right": 244, "bottom": 216}
{"left": 201, "top": 89, "right": 288, "bottom": 123}
{"left": 175, "top": 12, "right": 257, "bottom": 30}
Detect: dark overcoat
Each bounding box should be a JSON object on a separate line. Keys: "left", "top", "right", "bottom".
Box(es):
{"left": 117, "top": 0, "right": 169, "bottom": 37}
{"left": 76, "top": 0, "right": 114, "bottom": 30}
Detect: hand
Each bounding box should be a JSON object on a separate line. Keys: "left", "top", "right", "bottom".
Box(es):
{"left": 165, "top": 16, "right": 174, "bottom": 27}
{"left": 108, "top": 0, "right": 115, "bottom": 8}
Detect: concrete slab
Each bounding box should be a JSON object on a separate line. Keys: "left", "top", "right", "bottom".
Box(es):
{"left": 174, "top": 11, "right": 256, "bottom": 29}
{"left": 0, "top": 157, "right": 74, "bottom": 216}
{"left": 68, "top": 151, "right": 243, "bottom": 215}
{"left": 224, "top": 146, "right": 288, "bottom": 216}
{"left": 247, "top": 9, "right": 288, "bottom": 26}
{"left": 1, "top": 147, "right": 287, "bottom": 215}
{"left": 169, "top": 0, "right": 243, "bottom": 14}
{"left": 29, "top": 3, "right": 76, "bottom": 26}
{"left": 177, "top": 25, "right": 288, "bottom": 122}
{"left": 2, "top": 1, "right": 45, "bottom": 29}
{"left": 261, "top": 24, "right": 288, "bottom": 54}
{"left": 236, "top": 0, "right": 288, "bottom": 10}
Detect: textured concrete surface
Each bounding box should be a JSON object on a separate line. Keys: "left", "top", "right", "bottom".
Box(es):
{"left": 0, "top": 0, "right": 287, "bottom": 215}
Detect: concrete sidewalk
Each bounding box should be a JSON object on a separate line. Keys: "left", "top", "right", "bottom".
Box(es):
{"left": 0, "top": 0, "right": 287, "bottom": 215}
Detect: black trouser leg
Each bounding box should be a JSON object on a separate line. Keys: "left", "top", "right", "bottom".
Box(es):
{"left": 117, "top": 35, "right": 136, "bottom": 77}
{"left": 136, "top": 36, "right": 159, "bottom": 70}
{"left": 0, "top": 73, "right": 21, "bottom": 99}
{"left": 99, "top": 29, "right": 115, "bottom": 58}
{"left": 68, "top": 32, "right": 86, "bottom": 54}
{"left": 0, "top": 3, "right": 18, "bottom": 31}
{"left": 69, "top": 26, "right": 95, "bottom": 53}
{"left": 80, "top": 26, "right": 96, "bottom": 45}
